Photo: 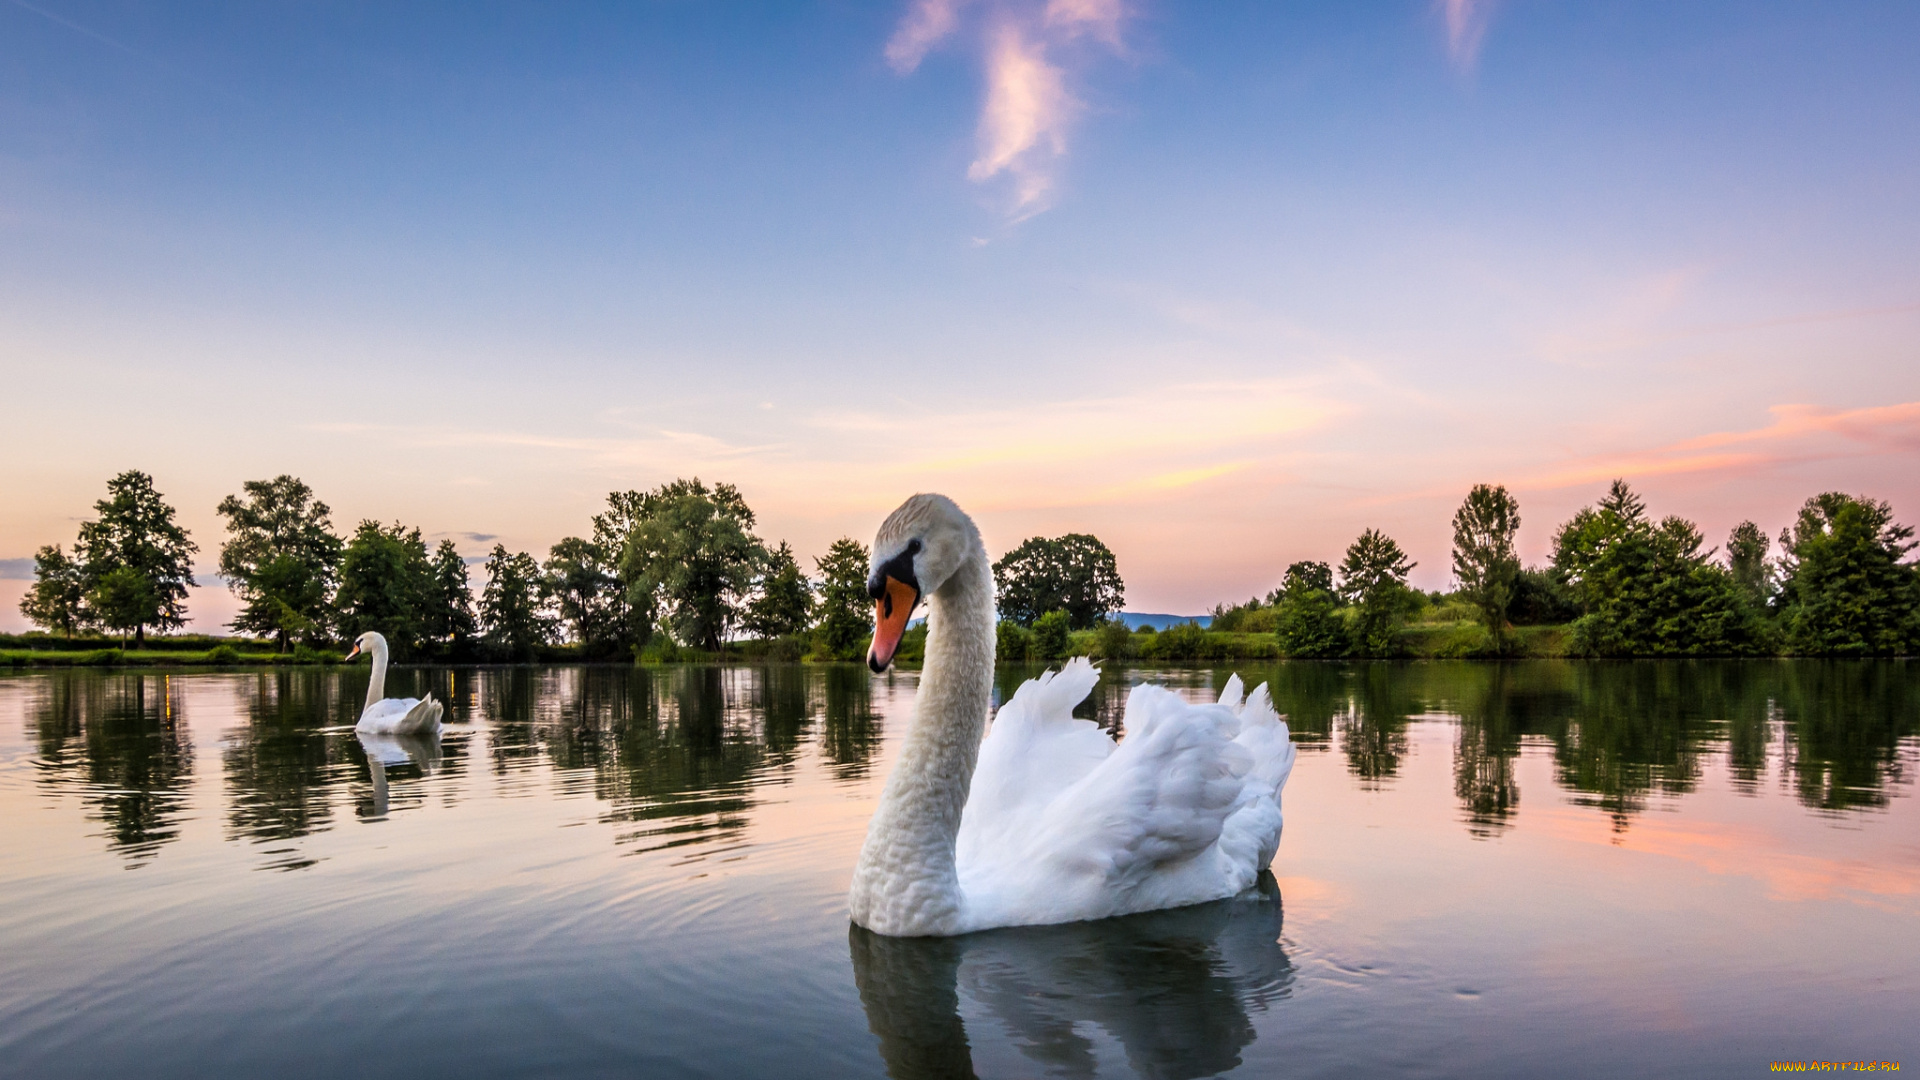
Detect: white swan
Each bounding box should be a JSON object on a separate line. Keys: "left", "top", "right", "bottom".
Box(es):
{"left": 849, "top": 494, "right": 1297, "bottom": 937}
{"left": 344, "top": 631, "right": 444, "bottom": 735}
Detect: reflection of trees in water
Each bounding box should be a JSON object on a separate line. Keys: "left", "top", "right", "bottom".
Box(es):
{"left": 1258, "top": 663, "right": 1346, "bottom": 748}
{"left": 849, "top": 876, "right": 1292, "bottom": 1080}
{"left": 823, "top": 665, "right": 882, "bottom": 778}
{"left": 224, "top": 668, "right": 470, "bottom": 862}
{"left": 223, "top": 669, "right": 354, "bottom": 849}
{"left": 1338, "top": 663, "right": 1419, "bottom": 787}
{"left": 477, "top": 665, "right": 873, "bottom": 855}
{"left": 1223, "top": 658, "right": 1920, "bottom": 834}
{"left": 1547, "top": 663, "right": 1717, "bottom": 831}
{"left": 1777, "top": 661, "right": 1918, "bottom": 812}
{"left": 1449, "top": 665, "right": 1524, "bottom": 837}
{"left": 29, "top": 672, "right": 194, "bottom": 865}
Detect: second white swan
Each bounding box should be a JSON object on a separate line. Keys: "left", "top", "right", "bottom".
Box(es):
{"left": 848, "top": 494, "right": 1296, "bottom": 937}
{"left": 345, "top": 630, "right": 444, "bottom": 735}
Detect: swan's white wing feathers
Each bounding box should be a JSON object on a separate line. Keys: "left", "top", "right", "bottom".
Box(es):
{"left": 958, "top": 672, "right": 1289, "bottom": 930}
{"left": 355, "top": 694, "right": 444, "bottom": 735}
{"left": 957, "top": 659, "right": 1112, "bottom": 869}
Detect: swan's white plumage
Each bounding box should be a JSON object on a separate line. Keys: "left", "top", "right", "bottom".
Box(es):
{"left": 847, "top": 494, "right": 1295, "bottom": 937}
{"left": 955, "top": 659, "right": 1295, "bottom": 930}
{"left": 354, "top": 694, "right": 443, "bottom": 735}
{"left": 348, "top": 631, "right": 444, "bottom": 736}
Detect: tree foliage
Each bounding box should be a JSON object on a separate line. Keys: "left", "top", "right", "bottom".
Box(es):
{"left": 1031, "top": 609, "right": 1073, "bottom": 660}
{"left": 74, "top": 471, "right": 198, "bottom": 646}
{"left": 585, "top": 493, "right": 657, "bottom": 654}
{"left": 480, "top": 544, "right": 553, "bottom": 660}
{"left": 813, "top": 537, "right": 871, "bottom": 661}
{"left": 1727, "top": 521, "right": 1773, "bottom": 606}
{"left": 19, "top": 545, "right": 86, "bottom": 638}
{"left": 216, "top": 475, "right": 342, "bottom": 650}
{"left": 334, "top": 521, "right": 435, "bottom": 655}
{"left": 1339, "top": 530, "right": 1417, "bottom": 656}
{"left": 992, "top": 533, "right": 1125, "bottom": 629}
{"left": 425, "top": 539, "right": 479, "bottom": 651}
{"left": 1552, "top": 480, "right": 1768, "bottom": 656}
{"left": 89, "top": 566, "right": 161, "bottom": 645}
{"left": 1273, "top": 560, "right": 1346, "bottom": 658}
{"left": 1452, "top": 484, "right": 1521, "bottom": 644}
{"left": 743, "top": 540, "right": 813, "bottom": 640}
{"left": 1776, "top": 493, "right": 1920, "bottom": 656}
{"left": 618, "top": 479, "right": 765, "bottom": 651}
{"left": 542, "top": 535, "right": 623, "bottom": 655}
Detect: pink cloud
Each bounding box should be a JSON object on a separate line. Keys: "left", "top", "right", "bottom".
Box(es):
{"left": 1522, "top": 401, "right": 1920, "bottom": 491}
{"left": 1439, "top": 0, "right": 1495, "bottom": 71}
{"left": 885, "top": 0, "right": 1131, "bottom": 217}
{"left": 885, "top": 0, "right": 970, "bottom": 74}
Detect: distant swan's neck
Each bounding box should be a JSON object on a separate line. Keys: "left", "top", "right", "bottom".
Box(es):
{"left": 364, "top": 640, "right": 389, "bottom": 714}
{"left": 848, "top": 552, "right": 995, "bottom": 936}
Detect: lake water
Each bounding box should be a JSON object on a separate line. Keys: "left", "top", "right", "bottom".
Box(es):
{"left": 1, "top": 661, "right": 1915, "bottom": 1079}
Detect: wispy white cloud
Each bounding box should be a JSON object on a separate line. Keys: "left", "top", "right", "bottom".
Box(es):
{"left": 1438, "top": 0, "right": 1494, "bottom": 71}
{"left": 886, "top": 0, "right": 1131, "bottom": 217}
{"left": 968, "top": 23, "right": 1077, "bottom": 214}
{"left": 885, "top": 0, "right": 970, "bottom": 74}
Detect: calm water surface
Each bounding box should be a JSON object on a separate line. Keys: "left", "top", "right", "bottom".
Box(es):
{"left": 1, "top": 661, "right": 1916, "bottom": 1079}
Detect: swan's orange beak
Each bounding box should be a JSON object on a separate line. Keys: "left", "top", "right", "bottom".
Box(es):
{"left": 344, "top": 643, "right": 362, "bottom": 661}
{"left": 868, "top": 577, "right": 918, "bottom": 673}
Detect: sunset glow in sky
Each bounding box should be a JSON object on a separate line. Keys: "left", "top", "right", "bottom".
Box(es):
{"left": 4, "top": 1, "right": 1918, "bottom": 629}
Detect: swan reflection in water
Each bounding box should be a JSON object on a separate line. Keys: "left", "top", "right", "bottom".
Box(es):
{"left": 354, "top": 730, "right": 441, "bottom": 819}
{"left": 850, "top": 875, "right": 1292, "bottom": 1080}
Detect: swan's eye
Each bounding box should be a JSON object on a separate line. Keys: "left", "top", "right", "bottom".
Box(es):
{"left": 906, "top": 539, "right": 922, "bottom": 556}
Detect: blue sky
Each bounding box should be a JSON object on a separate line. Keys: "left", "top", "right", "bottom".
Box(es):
{"left": 4, "top": 1, "right": 1918, "bottom": 628}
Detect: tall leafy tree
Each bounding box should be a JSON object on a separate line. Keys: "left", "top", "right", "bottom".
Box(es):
{"left": 425, "top": 539, "right": 479, "bottom": 654}
{"left": 215, "top": 475, "right": 343, "bottom": 650}
{"left": 1726, "top": 521, "right": 1773, "bottom": 607}
{"left": 1451, "top": 484, "right": 1521, "bottom": 645}
{"left": 991, "top": 533, "right": 1125, "bottom": 629}
{"left": 542, "top": 536, "right": 622, "bottom": 654}
{"left": 74, "top": 470, "right": 198, "bottom": 646}
{"left": 334, "top": 521, "right": 435, "bottom": 655}
{"left": 618, "top": 479, "right": 766, "bottom": 651}
{"left": 743, "top": 540, "right": 814, "bottom": 640}
{"left": 585, "top": 492, "right": 656, "bottom": 654}
{"left": 1551, "top": 480, "right": 1766, "bottom": 656}
{"left": 813, "top": 538, "right": 871, "bottom": 661}
{"left": 1339, "top": 529, "right": 1416, "bottom": 656}
{"left": 1776, "top": 493, "right": 1919, "bottom": 656}
{"left": 480, "top": 545, "right": 554, "bottom": 660}
{"left": 89, "top": 566, "right": 161, "bottom": 646}
{"left": 19, "top": 545, "right": 87, "bottom": 638}
{"left": 1272, "top": 559, "right": 1346, "bottom": 658}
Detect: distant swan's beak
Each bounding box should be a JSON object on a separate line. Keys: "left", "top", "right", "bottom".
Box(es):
{"left": 344, "top": 644, "right": 361, "bottom": 661}
{"left": 868, "top": 577, "right": 918, "bottom": 673}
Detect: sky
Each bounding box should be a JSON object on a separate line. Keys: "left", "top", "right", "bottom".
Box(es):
{"left": 3, "top": 0, "right": 1918, "bottom": 630}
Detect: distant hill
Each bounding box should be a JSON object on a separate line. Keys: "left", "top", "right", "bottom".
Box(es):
{"left": 1118, "top": 612, "right": 1212, "bottom": 631}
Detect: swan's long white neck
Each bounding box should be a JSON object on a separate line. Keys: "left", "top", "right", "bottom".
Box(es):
{"left": 363, "top": 637, "right": 390, "bottom": 715}
{"left": 847, "top": 548, "right": 995, "bottom": 937}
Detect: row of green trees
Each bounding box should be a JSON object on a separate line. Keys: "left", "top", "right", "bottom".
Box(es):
{"left": 1206, "top": 480, "right": 1919, "bottom": 658}
{"left": 18, "top": 471, "right": 894, "bottom": 661}
{"left": 23, "top": 470, "right": 1912, "bottom": 662}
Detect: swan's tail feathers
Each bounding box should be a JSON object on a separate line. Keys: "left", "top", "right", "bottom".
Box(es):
{"left": 1225, "top": 681, "right": 1296, "bottom": 871}
{"left": 1217, "top": 674, "right": 1246, "bottom": 712}
{"left": 400, "top": 694, "right": 444, "bottom": 735}
{"left": 1235, "top": 683, "right": 1297, "bottom": 796}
